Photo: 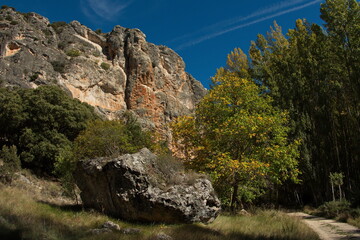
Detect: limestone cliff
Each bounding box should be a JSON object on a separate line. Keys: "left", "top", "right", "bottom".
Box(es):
{"left": 0, "top": 7, "right": 206, "bottom": 136}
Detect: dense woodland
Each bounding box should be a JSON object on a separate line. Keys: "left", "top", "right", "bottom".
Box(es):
{"left": 0, "top": 0, "right": 359, "bottom": 211}
{"left": 173, "top": 0, "right": 360, "bottom": 208}
{"left": 246, "top": 0, "right": 360, "bottom": 206}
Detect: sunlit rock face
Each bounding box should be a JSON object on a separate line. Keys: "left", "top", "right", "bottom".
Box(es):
{"left": 0, "top": 8, "right": 206, "bottom": 136}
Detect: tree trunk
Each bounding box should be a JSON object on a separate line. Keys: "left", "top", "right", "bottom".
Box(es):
{"left": 339, "top": 185, "right": 342, "bottom": 201}
{"left": 230, "top": 182, "right": 239, "bottom": 212}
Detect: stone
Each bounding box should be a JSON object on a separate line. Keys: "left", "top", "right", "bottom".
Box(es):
{"left": 74, "top": 148, "right": 221, "bottom": 224}
{"left": 102, "top": 221, "right": 121, "bottom": 231}
{"left": 153, "top": 233, "right": 173, "bottom": 240}
{"left": 89, "top": 228, "right": 112, "bottom": 235}
{"left": 121, "top": 228, "right": 141, "bottom": 234}
{"left": 238, "top": 209, "right": 251, "bottom": 216}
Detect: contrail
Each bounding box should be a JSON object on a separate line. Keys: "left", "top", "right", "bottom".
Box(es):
{"left": 174, "top": 0, "right": 322, "bottom": 50}
{"left": 168, "top": 0, "right": 308, "bottom": 44}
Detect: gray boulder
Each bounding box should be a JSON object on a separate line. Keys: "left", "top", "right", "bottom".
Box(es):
{"left": 74, "top": 148, "right": 220, "bottom": 224}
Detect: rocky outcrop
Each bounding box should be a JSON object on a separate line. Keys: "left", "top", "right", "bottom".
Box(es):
{"left": 74, "top": 148, "right": 221, "bottom": 224}
{"left": 0, "top": 7, "right": 206, "bottom": 136}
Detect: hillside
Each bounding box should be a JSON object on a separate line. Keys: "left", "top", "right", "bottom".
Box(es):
{"left": 0, "top": 6, "right": 206, "bottom": 137}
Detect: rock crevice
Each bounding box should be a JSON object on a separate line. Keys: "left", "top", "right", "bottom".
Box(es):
{"left": 0, "top": 8, "right": 206, "bottom": 135}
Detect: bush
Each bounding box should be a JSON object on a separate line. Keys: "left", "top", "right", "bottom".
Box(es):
{"left": 10, "top": 20, "right": 18, "bottom": 25}
{"left": 0, "top": 145, "right": 21, "bottom": 183}
{"left": 29, "top": 73, "right": 39, "bottom": 81}
{"left": 20, "top": 12, "right": 32, "bottom": 21}
{"left": 74, "top": 117, "right": 154, "bottom": 160}
{"left": 50, "top": 61, "right": 66, "bottom": 73}
{"left": 53, "top": 146, "right": 77, "bottom": 200}
{"left": 42, "top": 29, "right": 52, "bottom": 36}
{"left": 57, "top": 42, "right": 66, "bottom": 50}
{"left": 318, "top": 200, "right": 351, "bottom": 218}
{"left": 1, "top": 5, "right": 16, "bottom": 11}
{"left": 66, "top": 49, "right": 81, "bottom": 57}
{"left": 100, "top": 62, "right": 110, "bottom": 70}
{"left": 49, "top": 21, "right": 67, "bottom": 34}
{"left": 92, "top": 51, "right": 100, "bottom": 57}
{"left": 0, "top": 86, "right": 98, "bottom": 175}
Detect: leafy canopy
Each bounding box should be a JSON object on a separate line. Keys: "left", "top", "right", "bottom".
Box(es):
{"left": 0, "top": 85, "right": 98, "bottom": 174}
{"left": 74, "top": 115, "right": 154, "bottom": 160}
{"left": 171, "top": 69, "right": 300, "bottom": 207}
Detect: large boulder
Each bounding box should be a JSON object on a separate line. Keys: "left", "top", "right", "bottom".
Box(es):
{"left": 74, "top": 148, "right": 221, "bottom": 224}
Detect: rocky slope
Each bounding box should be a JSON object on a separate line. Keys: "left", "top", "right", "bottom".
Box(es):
{"left": 0, "top": 7, "right": 206, "bottom": 136}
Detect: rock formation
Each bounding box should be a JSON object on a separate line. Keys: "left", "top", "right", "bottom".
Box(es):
{"left": 0, "top": 7, "right": 206, "bottom": 136}
{"left": 74, "top": 148, "right": 221, "bottom": 224}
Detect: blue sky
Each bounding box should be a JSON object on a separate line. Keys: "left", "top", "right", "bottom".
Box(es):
{"left": 3, "top": 0, "right": 324, "bottom": 88}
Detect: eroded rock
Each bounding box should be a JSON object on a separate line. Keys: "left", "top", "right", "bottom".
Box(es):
{"left": 74, "top": 148, "right": 221, "bottom": 224}
{"left": 0, "top": 8, "right": 206, "bottom": 138}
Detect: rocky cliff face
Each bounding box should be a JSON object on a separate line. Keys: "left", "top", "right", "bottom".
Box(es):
{"left": 0, "top": 7, "right": 206, "bottom": 135}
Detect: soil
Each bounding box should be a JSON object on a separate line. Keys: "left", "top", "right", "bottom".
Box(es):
{"left": 288, "top": 212, "right": 360, "bottom": 240}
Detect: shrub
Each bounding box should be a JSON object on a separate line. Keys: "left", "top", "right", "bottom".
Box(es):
{"left": 51, "top": 61, "right": 66, "bottom": 73}
{"left": 10, "top": 20, "right": 18, "bottom": 25}
{"left": 318, "top": 200, "right": 351, "bottom": 218}
{"left": 49, "top": 21, "right": 67, "bottom": 34}
{"left": 29, "top": 73, "right": 39, "bottom": 81}
{"left": 92, "top": 51, "right": 100, "bottom": 57}
{"left": 20, "top": 12, "right": 32, "bottom": 21}
{"left": 1, "top": 5, "right": 16, "bottom": 11}
{"left": 74, "top": 118, "right": 154, "bottom": 160}
{"left": 0, "top": 145, "right": 21, "bottom": 183}
{"left": 0, "top": 86, "right": 98, "bottom": 175}
{"left": 5, "top": 15, "right": 12, "bottom": 21}
{"left": 100, "top": 62, "right": 110, "bottom": 70}
{"left": 42, "top": 29, "right": 52, "bottom": 36}
{"left": 66, "top": 49, "right": 81, "bottom": 57}
{"left": 53, "top": 146, "right": 77, "bottom": 200}
{"left": 95, "top": 29, "right": 102, "bottom": 34}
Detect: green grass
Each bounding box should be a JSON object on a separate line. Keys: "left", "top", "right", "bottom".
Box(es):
{"left": 0, "top": 184, "right": 319, "bottom": 240}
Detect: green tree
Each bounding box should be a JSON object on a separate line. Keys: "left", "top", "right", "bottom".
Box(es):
{"left": 244, "top": 0, "right": 359, "bottom": 205}
{"left": 172, "top": 69, "right": 300, "bottom": 209}
{"left": 330, "top": 172, "right": 344, "bottom": 201}
{"left": 0, "top": 85, "right": 98, "bottom": 174}
{"left": 74, "top": 118, "right": 154, "bottom": 160}
{"left": 0, "top": 145, "right": 21, "bottom": 182}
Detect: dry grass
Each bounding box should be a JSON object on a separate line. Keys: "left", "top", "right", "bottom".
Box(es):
{"left": 167, "top": 211, "right": 319, "bottom": 240}
{"left": 304, "top": 202, "right": 360, "bottom": 229}
{"left": 0, "top": 173, "right": 320, "bottom": 240}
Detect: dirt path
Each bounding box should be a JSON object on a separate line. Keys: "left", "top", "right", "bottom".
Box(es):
{"left": 288, "top": 212, "right": 360, "bottom": 240}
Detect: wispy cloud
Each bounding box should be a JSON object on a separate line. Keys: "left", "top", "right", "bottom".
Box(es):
{"left": 81, "top": 0, "right": 133, "bottom": 21}
{"left": 172, "top": 0, "right": 322, "bottom": 51}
